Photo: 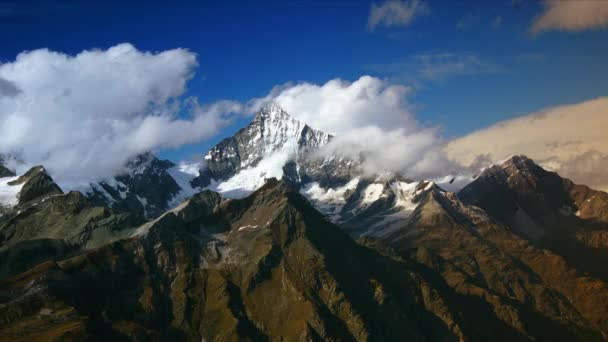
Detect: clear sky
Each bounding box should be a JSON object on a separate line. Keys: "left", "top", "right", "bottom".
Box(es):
{"left": 1, "top": 0, "right": 607, "bottom": 164}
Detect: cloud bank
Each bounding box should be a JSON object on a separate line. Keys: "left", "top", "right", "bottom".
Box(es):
{"left": 249, "top": 76, "right": 462, "bottom": 179}
{"left": 446, "top": 96, "right": 608, "bottom": 191}
{"left": 368, "top": 0, "right": 428, "bottom": 30}
{"left": 0, "top": 43, "right": 237, "bottom": 185}
{"left": 531, "top": 0, "right": 608, "bottom": 34}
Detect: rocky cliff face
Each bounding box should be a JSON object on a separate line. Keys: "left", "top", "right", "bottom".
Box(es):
{"left": 0, "top": 165, "right": 14, "bottom": 178}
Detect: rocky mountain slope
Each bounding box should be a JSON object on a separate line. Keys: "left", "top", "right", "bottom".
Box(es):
{"left": 0, "top": 166, "right": 140, "bottom": 279}
{"left": 388, "top": 180, "right": 608, "bottom": 340}
{"left": 459, "top": 155, "right": 608, "bottom": 281}
{"left": 2, "top": 178, "right": 595, "bottom": 341}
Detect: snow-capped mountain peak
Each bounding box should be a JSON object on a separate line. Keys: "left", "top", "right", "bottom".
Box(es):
{"left": 194, "top": 104, "right": 332, "bottom": 190}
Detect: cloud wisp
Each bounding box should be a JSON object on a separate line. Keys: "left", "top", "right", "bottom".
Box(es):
{"left": 531, "top": 0, "right": 608, "bottom": 34}
{"left": 0, "top": 43, "right": 239, "bottom": 185}
{"left": 368, "top": 0, "right": 428, "bottom": 30}
{"left": 366, "top": 53, "right": 502, "bottom": 86}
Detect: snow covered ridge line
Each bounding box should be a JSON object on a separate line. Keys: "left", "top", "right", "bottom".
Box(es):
{"left": 298, "top": 175, "right": 468, "bottom": 237}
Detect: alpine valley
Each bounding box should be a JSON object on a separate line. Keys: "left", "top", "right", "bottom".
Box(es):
{"left": 2, "top": 105, "right": 608, "bottom": 341}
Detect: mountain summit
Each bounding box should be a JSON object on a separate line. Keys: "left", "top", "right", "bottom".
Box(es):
{"left": 192, "top": 103, "right": 332, "bottom": 190}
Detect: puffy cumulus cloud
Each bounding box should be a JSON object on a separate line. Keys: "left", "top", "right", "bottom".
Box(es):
{"left": 249, "top": 76, "right": 416, "bottom": 134}
{"left": 249, "top": 76, "right": 464, "bottom": 180}
{"left": 367, "top": 0, "right": 428, "bottom": 30}
{"left": 446, "top": 96, "right": 608, "bottom": 191}
{"left": 531, "top": 0, "right": 608, "bottom": 34}
{"left": 0, "top": 43, "right": 237, "bottom": 185}
{"left": 314, "top": 126, "right": 460, "bottom": 179}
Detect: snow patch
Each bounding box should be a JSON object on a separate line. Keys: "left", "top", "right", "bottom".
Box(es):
{"left": 300, "top": 177, "right": 360, "bottom": 221}
{"left": 0, "top": 176, "right": 24, "bottom": 207}
{"left": 131, "top": 199, "right": 191, "bottom": 237}
{"left": 362, "top": 183, "right": 387, "bottom": 204}
{"left": 167, "top": 166, "right": 200, "bottom": 207}
{"left": 389, "top": 181, "right": 419, "bottom": 210}
{"left": 237, "top": 225, "right": 259, "bottom": 231}
{"left": 178, "top": 161, "right": 201, "bottom": 176}
{"left": 209, "top": 147, "right": 295, "bottom": 199}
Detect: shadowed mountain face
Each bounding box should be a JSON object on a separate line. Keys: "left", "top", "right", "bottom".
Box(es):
{"left": 459, "top": 155, "right": 608, "bottom": 281}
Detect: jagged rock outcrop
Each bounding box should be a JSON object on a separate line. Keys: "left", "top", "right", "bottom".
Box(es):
{"left": 0, "top": 165, "right": 14, "bottom": 178}
{"left": 7, "top": 166, "right": 63, "bottom": 205}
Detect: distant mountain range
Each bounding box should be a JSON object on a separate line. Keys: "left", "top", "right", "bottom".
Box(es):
{"left": 1, "top": 105, "right": 608, "bottom": 340}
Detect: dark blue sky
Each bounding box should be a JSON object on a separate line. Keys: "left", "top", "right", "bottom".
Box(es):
{"left": 2, "top": 0, "right": 607, "bottom": 162}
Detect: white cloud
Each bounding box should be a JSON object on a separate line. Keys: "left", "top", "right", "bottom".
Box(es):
{"left": 249, "top": 76, "right": 462, "bottom": 179}
{"left": 368, "top": 0, "right": 428, "bottom": 30}
{"left": 249, "top": 76, "right": 416, "bottom": 134}
{"left": 0, "top": 77, "right": 20, "bottom": 97}
{"left": 0, "top": 43, "right": 237, "bottom": 185}
{"left": 531, "top": 0, "right": 608, "bottom": 34}
{"left": 446, "top": 96, "right": 608, "bottom": 191}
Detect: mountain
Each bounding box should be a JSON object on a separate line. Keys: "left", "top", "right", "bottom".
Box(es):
{"left": 0, "top": 165, "right": 13, "bottom": 178}
{"left": 189, "top": 104, "right": 465, "bottom": 237}
{"left": 386, "top": 179, "right": 608, "bottom": 340}
{"left": 84, "top": 152, "right": 198, "bottom": 220}
{"left": 0, "top": 165, "right": 62, "bottom": 211}
{"left": 0, "top": 166, "right": 140, "bottom": 279}
{"left": 1, "top": 178, "right": 584, "bottom": 341}
{"left": 191, "top": 103, "right": 335, "bottom": 192}
{"left": 459, "top": 155, "right": 608, "bottom": 281}
{"left": 3, "top": 106, "right": 608, "bottom": 340}
{"left": 80, "top": 104, "right": 465, "bottom": 237}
